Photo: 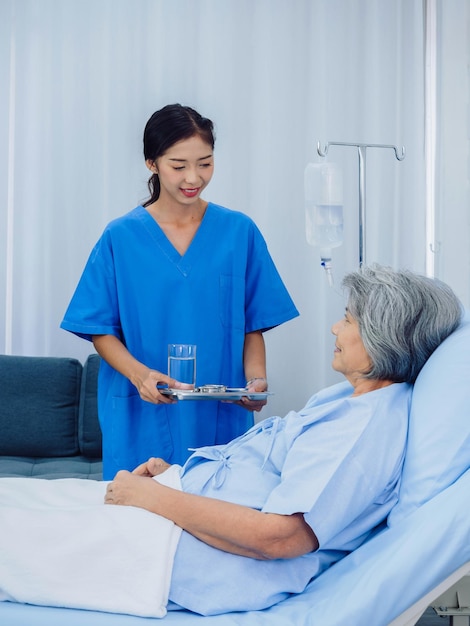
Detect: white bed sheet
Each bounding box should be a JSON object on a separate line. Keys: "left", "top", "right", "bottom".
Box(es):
{"left": 1, "top": 467, "right": 470, "bottom": 626}
{"left": 2, "top": 315, "right": 469, "bottom": 625}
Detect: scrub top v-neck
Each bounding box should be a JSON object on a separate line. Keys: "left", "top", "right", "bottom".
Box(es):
{"left": 142, "top": 203, "right": 209, "bottom": 277}
{"left": 61, "top": 202, "right": 299, "bottom": 479}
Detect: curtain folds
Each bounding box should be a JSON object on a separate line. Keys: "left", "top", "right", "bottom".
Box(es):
{"left": 0, "top": 0, "right": 467, "bottom": 419}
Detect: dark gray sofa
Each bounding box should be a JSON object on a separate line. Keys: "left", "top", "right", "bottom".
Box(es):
{"left": 0, "top": 353, "right": 103, "bottom": 479}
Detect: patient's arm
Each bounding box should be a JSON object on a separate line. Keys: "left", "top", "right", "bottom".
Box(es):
{"left": 105, "top": 470, "right": 318, "bottom": 560}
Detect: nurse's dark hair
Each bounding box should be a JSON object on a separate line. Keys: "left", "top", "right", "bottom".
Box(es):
{"left": 343, "top": 264, "right": 463, "bottom": 384}
{"left": 143, "top": 104, "right": 215, "bottom": 207}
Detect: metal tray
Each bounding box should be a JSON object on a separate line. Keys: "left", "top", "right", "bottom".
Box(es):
{"left": 160, "top": 386, "right": 272, "bottom": 401}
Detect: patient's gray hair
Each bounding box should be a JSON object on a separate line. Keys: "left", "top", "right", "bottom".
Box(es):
{"left": 343, "top": 264, "right": 463, "bottom": 384}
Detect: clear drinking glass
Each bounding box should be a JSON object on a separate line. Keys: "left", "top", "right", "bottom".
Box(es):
{"left": 168, "top": 344, "right": 197, "bottom": 386}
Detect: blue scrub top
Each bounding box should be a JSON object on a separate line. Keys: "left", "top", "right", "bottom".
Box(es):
{"left": 169, "top": 381, "right": 411, "bottom": 615}
{"left": 61, "top": 203, "right": 299, "bottom": 478}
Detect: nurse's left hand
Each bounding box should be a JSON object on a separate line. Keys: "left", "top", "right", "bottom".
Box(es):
{"left": 239, "top": 396, "right": 268, "bottom": 412}
{"left": 104, "top": 470, "right": 158, "bottom": 510}
{"left": 239, "top": 378, "right": 268, "bottom": 412}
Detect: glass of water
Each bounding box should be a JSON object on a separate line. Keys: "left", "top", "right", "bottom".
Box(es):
{"left": 168, "top": 344, "right": 197, "bottom": 386}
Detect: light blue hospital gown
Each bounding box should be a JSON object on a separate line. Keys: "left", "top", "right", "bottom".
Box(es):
{"left": 61, "top": 203, "right": 299, "bottom": 479}
{"left": 168, "top": 380, "right": 411, "bottom": 615}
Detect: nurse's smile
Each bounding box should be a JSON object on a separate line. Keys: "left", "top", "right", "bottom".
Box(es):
{"left": 181, "top": 187, "right": 200, "bottom": 198}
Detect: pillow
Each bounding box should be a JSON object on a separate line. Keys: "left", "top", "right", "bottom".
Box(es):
{"left": 0, "top": 356, "right": 81, "bottom": 457}
{"left": 389, "top": 313, "right": 470, "bottom": 525}
{"left": 78, "top": 353, "right": 102, "bottom": 458}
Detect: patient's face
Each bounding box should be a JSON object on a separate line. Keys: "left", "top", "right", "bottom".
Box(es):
{"left": 331, "top": 309, "right": 372, "bottom": 386}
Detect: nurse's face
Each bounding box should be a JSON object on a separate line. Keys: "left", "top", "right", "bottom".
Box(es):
{"left": 149, "top": 135, "right": 214, "bottom": 207}
{"left": 331, "top": 309, "right": 372, "bottom": 386}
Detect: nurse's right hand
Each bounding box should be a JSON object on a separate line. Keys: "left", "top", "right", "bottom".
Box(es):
{"left": 134, "top": 368, "right": 192, "bottom": 404}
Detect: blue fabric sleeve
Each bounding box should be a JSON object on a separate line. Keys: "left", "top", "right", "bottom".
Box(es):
{"left": 243, "top": 221, "right": 299, "bottom": 333}
{"left": 60, "top": 231, "right": 122, "bottom": 342}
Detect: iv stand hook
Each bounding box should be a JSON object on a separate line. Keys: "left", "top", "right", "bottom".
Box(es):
{"left": 316, "top": 140, "right": 406, "bottom": 266}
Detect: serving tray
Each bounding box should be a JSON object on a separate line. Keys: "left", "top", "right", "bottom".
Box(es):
{"left": 160, "top": 386, "right": 272, "bottom": 401}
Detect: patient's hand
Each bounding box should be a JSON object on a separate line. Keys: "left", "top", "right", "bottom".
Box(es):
{"left": 132, "top": 457, "right": 171, "bottom": 477}
{"left": 104, "top": 470, "right": 158, "bottom": 509}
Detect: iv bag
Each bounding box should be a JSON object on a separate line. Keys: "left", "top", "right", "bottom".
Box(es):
{"left": 304, "top": 162, "right": 343, "bottom": 250}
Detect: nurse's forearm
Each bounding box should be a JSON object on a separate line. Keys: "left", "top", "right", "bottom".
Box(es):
{"left": 92, "top": 335, "right": 149, "bottom": 384}
{"left": 92, "top": 335, "right": 175, "bottom": 404}
{"left": 243, "top": 331, "right": 266, "bottom": 385}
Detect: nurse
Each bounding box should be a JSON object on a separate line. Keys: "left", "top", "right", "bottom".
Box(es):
{"left": 61, "top": 103, "right": 299, "bottom": 479}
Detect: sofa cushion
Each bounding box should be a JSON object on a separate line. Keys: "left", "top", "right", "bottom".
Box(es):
{"left": 388, "top": 313, "right": 470, "bottom": 525}
{"left": 0, "top": 455, "right": 103, "bottom": 480}
{"left": 0, "top": 355, "right": 81, "bottom": 457}
{"left": 78, "top": 354, "right": 102, "bottom": 458}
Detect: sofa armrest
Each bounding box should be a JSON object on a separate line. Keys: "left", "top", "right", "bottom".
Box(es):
{"left": 78, "top": 354, "right": 102, "bottom": 458}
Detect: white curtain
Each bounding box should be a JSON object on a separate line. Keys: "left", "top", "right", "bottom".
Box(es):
{"left": 0, "top": 0, "right": 467, "bottom": 420}
{"left": 434, "top": 0, "right": 470, "bottom": 306}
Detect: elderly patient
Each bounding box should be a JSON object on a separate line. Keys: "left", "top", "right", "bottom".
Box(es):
{"left": 103, "top": 264, "right": 462, "bottom": 615}
{"left": 0, "top": 265, "right": 463, "bottom": 618}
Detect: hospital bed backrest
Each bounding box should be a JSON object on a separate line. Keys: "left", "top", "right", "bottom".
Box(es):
{"left": 388, "top": 312, "right": 470, "bottom": 526}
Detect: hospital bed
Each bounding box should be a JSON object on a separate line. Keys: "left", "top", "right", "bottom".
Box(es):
{"left": 1, "top": 314, "right": 470, "bottom": 626}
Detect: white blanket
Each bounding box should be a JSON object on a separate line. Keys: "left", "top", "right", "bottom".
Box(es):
{"left": 0, "top": 466, "right": 182, "bottom": 618}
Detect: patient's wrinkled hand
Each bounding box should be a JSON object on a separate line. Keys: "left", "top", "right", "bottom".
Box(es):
{"left": 104, "top": 470, "right": 158, "bottom": 509}
{"left": 132, "top": 457, "right": 171, "bottom": 477}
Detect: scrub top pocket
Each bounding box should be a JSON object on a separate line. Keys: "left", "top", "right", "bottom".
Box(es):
{"left": 219, "top": 274, "right": 245, "bottom": 330}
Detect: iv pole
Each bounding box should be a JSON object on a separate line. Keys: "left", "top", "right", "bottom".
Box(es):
{"left": 316, "top": 141, "right": 405, "bottom": 266}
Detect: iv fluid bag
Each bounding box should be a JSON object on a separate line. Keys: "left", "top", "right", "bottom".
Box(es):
{"left": 304, "top": 163, "right": 343, "bottom": 250}
{"left": 305, "top": 205, "right": 343, "bottom": 249}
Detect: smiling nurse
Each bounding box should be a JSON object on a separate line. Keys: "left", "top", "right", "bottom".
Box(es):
{"left": 60, "top": 104, "right": 299, "bottom": 479}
